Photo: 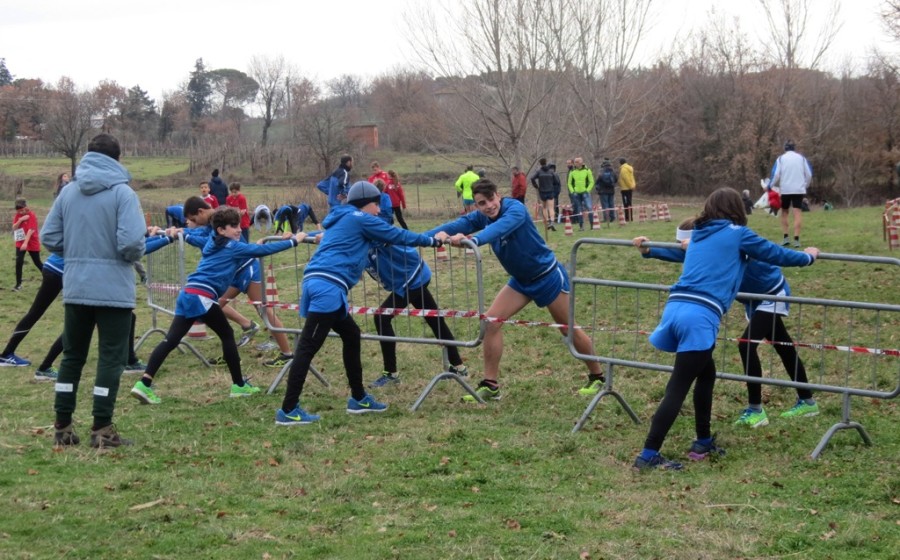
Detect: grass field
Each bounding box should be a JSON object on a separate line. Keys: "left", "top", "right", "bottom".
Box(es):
{"left": 0, "top": 159, "right": 898, "bottom": 558}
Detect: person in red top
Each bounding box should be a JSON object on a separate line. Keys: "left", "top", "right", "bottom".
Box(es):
{"left": 226, "top": 183, "right": 251, "bottom": 242}
{"left": 12, "top": 198, "right": 43, "bottom": 291}
{"left": 385, "top": 169, "right": 409, "bottom": 229}
{"left": 199, "top": 181, "right": 219, "bottom": 208}
{"left": 510, "top": 166, "right": 527, "bottom": 204}
{"left": 368, "top": 161, "right": 391, "bottom": 185}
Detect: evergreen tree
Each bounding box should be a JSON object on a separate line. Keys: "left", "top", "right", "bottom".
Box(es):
{"left": 0, "top": 58, "right": 12, "bottom": 86}
{"left": 185, "top": 58, "right": 212, "bottom": 121}
{"left": 118, "top": 85, "right": 158, "bottom": 139}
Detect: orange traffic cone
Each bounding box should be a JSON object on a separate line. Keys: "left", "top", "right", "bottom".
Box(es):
{"left": 617, "top": 206, "right": 626, "bottom": 227}
{"left": 564, "top": 214, "right": 574, "bottom": 236}
{"left": 187, "top": 321, "right": 208, "bottom": 340}
{"left": 265, "top": 263, "right": 279, "bottom": 304}
{"left": 660, "top": 203, "right": 671, "bottom": 222}
{"left": 436, "top": 244, "right": 449, "bottom": 260}
{"left": 591, "top": 206, "right": 601, "bottom": 230}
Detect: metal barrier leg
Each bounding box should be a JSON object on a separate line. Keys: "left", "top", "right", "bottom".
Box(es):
{"left": 134, "top": 328, "right": 167, "bottom": 352}
{"left": 572, "top": 364, "right": 640, "bottom": 433}
{"left": 810, "top": 393, "right": 873, "bottom": 459}
{"left": 266, "top": 360, "right": 329, "bottom": 395}
{"left": 410, "top": 371, "right": 483, "bottom": 410}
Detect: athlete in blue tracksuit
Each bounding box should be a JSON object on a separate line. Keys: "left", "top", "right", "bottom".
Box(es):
{"left": 631, "top": 188, "right": 819, "bottom": 471}
{"left": 274, "top": 203, "right": 320, "bottom": 234}
{"left": 425, "top": 178, "right": 604, "bottom": 402}
{"left": 276, "top": 181, "right": 443, "bottom": 425}
{"left": 165, "top": 205, "right": 186, "bottom": 228}
{"left": 131, "top": 207, "right": 304, "bottom": 405}
{"left": 364, "top": 224, "right": 466, "bottom": 388}
{"left": 639, "top": 224, "right": 817, "bottom": 429}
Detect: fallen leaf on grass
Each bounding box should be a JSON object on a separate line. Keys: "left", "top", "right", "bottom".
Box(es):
{"left": 217, "top": 511, "right": 227, "bottom": 518}
{"left": 471, "top": 486, "right": 480, "bottom": 494}
{"left": 820, "top": 530, "right": 836, "bottom": 540}
{"left": 268, "top": 457, "right": 279, "bottom": 467}
{"left": 440, "top": 456, "right": 450, "bottom": 465}
{"left": 580, "top": 551, "right": 591, "bottom": 560}
{"left": 448, "top": 530, "right": 457, "bottom": 537}
{"left": 505, "top": 519, "right": 521, "bottom": 530}
{"left": 129, "top": 499, "right": 165, "bottom": 512}
{"left": 262, "top": 441, "right": 272, "bottom": 449}
{"left": 27, "top": 469, "right": 38, "bottom": 475}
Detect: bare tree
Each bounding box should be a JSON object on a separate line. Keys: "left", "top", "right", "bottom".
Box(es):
{"left": 883, "top": 0, "right": 900, "bottom": 42}
{"left": 326, "top": 74, "right": 366, "bottom": 107}
{"left": 43, "top": 77, "right": 95, "bottom": 175}
{"left": 554, "top": 0, "right": 657, "bottom": 161}
{"left": 406, "top": 0, "right": 565, "bottom": 169}
{"left": 757, "top": 0, "right": 842, "bottom": 70}
{"left": 297, "top": 99, "right": 350, "bottom": 174}
{"left": 248, "top": 55, "right": 290, "bottom": 146}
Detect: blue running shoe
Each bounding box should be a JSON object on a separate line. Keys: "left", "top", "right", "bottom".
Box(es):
{"left": 0, "top": 353, "right": 31, "bottom": 367}
{"left": 687, "top": 435, "right": 726, "bottom": 461}
{"left": 368, "top": 372, "right": 400, "bottom": 388}
{"left": 347, "top": 394, "right": 388, "bottom": 414}
{"left": 275, "top": 406, "right": 320, "bottom": 426}
{"left": 632, "top": 453, "right": 683, "bottom": 471}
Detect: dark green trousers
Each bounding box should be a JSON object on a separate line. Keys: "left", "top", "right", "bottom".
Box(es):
{"left": 55, "top": 304, "right": 132, "bottom": 428}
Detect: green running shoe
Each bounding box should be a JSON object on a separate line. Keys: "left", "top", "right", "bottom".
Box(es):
{"left": 230, "top": 380, "right": 261, "bottom": 398}
{"left": 734, "top": 407, "right": 769, "bottom": 428}
{"left": 780, "top": 400, "right": 819, "bottom": 419}
{"left": 578, "top": 377, "right": 605, "bottom": 397}
{"left": 130, "top": 381, "right": 161, "bottom": 405}
{"left": 462, "top": 383, "right": 501, "bottom": 403}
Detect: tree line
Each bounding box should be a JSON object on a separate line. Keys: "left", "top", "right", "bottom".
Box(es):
{"left": 1, "top": 0, "right": 899, "bottom": 204}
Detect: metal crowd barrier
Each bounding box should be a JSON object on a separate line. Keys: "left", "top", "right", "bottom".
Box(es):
{"left": 566, "top": 238, "right": 900, "bottom": 459}
{"left": 135, "top": 232, "right": 211, "bottom": 366}
{"left": 256, "top": 237, "right": 486, "bottom": 408}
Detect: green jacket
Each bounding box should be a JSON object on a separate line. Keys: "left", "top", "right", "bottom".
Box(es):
{"left": 455, "top": 171, "right": 481, "bottom": 200}
{"left": 568, "top": 167, "right": 594, "bottom": 194}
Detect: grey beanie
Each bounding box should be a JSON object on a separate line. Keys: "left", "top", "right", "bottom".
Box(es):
{"left": 346, "top": 181, "right": 381, "bottom": 208}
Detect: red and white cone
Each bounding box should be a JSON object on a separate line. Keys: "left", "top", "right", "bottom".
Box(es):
{"left": 617, "top": 206, "right": 626, "bottom": 227}
{"left": 265, "top": 263, "right": 279, "bottom": 304}
{"left": 591, "top": 206, "right": 602, "bottom": 230}
{"left": 564, "top": 214, "right": 574, "bottom": 236}
{"left": 660, "top": 203, "right": 672, "bottom": 222}
{"left": 436, "top": 244, "right": 449, "bottom": 260}
{"left": 187, "top": 321, "right": 208, "bottom": 340}
{"left": 650, "top": 204, "right": 659, "bottom": 221}
{"left": 638, "top": 205, "right": 647, "bottom": 223}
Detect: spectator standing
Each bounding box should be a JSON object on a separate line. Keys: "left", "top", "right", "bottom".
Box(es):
{"left": 54, "top": 173, "right": 69, "bottom": 198}
{"left": 12, "top": 198, "right": 43, "bottom": 291}
{"left": 454, "top": 165, "right": 480, "bottom": 213}
{"left": 567, "top": 157, "right": 594, "bottom": 230}
{"left": 529, "top": 158, "right": 557, "bottom": 231}
{"left": 618, "top": 157, "right": 636, "bottom": 222}
{"left": 368, "top": 161, "right": 390, "bottom": 185}
{"left": 209, "top": 169, "right": 228, "bottom": 206}
{"left": 326, "top": 155, "right": 353, "bottom": 211}
{"left": 741, "top": 190, "right": 754, "bottom": 215}
{"left": 41, "top": 133, "right": 147, "bottom": 448}
{"left": 510, "top": 166, "right": 527, "bottom": 204}
{"left": 385, "top": 170, "right": 409, "bottom": 229}
{"left": 549, "top": 163, "right": 562, "bottom": 223}
{"left": 226, "top": 182, "right": 251, "bottom": 242}
{"left": 595, "top": 159, "right": 618, "bottom": 223}
{"left": 768, "top": 140, "right": 812, "bottom": 247}
{"left": 199, "top": 181, "right": 219, "bottom": 208}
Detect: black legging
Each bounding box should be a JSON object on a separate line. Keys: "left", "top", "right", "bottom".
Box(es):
{"left": 3, "top": 267, "right": 61, "bottom": 356}
{"left": 144, "top": 305, "right": 242, "bottom": 385}
{"left": 392, "top": 207, "right": 409, "bottom": 230}
{"left": 643, "top": 348, "right": 716, "bottom": 452}
{"left": 15, "top": 249, "right": 43, "bottom": 285}
{"left": 738, "top": 310, "right": 812, "bottom": 405}
{"left": 621, "top": 190, "right": 634, "bottom": 222}
{"left": 374, "top": 282, "right": 461, "bottom": 373}
{"left": 280, "top": 308, "right": 364, "bottom": 412}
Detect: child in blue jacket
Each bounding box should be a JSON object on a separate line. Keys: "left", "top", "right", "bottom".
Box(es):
{"left": 426, "top": 178, "right": 605, "bottom": 402}
{"left": 130, "top": 207, "right": 304, "bottom": 404}
{"left": 636, "top": 218, "right": 818, "bottom": 430}
{"left": 631, "top": 188, "right": 819, "bottom": 471}
{"left": 364, "top": 214, "right": 467, "bottom": 388}
{"left": 276, "top": 181, "right": 444, "bottom": 426}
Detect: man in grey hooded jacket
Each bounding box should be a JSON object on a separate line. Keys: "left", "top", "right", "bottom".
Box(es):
{"left": 41, "top": 133, "right": 147, "bottom": 448}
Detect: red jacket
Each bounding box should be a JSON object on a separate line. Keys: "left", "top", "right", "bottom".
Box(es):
{"left": 511, "top": 172, "right": 527, "bottom": 199}
{"left": 385, "top": 180, "right": 407, "bottom": 209}
{"left": 13, "top": 209, "right": 41, "bottom": 252}
{"left": 226, "top": 193, "right": 251, "bottom": 228}
{"left": 203, "top": 194, "right": 219, "bottom": 209}
{"left": 368, "top": 170, "right": 390, "bottom": 185}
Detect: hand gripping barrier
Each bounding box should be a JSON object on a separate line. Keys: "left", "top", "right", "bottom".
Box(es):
{"left": 565, "top": 237, "right": 900, "bottom": 459}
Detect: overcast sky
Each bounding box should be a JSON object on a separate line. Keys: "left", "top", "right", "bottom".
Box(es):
{"left": 0, "top": 0, "right": 893, "bottom": 102}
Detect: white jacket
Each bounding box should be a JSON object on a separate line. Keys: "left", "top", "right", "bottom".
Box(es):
{"left": 770, "top": 151, "right": 812, "bottom": 196}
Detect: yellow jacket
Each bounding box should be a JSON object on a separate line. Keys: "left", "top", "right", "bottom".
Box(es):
{"left": 455, "top": 171, "right": 481, "bottom": 200}
{"left": 618, "top": 163, "right": 636, "bottom": 191}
